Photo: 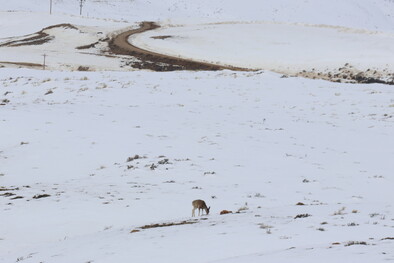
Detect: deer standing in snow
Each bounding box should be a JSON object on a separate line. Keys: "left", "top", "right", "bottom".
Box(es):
{"left": 192, "top": 199, "right": 210, "bottom": 217}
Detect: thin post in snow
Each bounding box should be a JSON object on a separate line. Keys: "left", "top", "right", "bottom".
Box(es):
{"left": 49, "top": 0, "right": 52, "bottom": 14}
{"left": 79, "top": 0, "right": 85, "bottom": 16}
{"left": 42, "top": 54, "right": 47, "bottom": 70}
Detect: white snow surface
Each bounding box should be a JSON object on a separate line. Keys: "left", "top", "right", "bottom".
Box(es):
{"left": 1, "top": 69, "right": 393, "bottom": 263}
{"left": 0, "top": 0, "right": 394, "bottom": 262}
{"left": 130, "top": 22, "right": 394, "bottom": 72}
{"left": 2, "top": 0, "right": 394, "bottom": 31}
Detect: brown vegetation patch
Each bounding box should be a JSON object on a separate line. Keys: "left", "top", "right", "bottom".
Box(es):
{"left": 344, "top": 241, "right": 368, "bottom": 247}
{"left": 0, "top": 187, "right": 19, "bottom": 192}
{"left": 10, "top": 196, "right": 24, "bottom": 200}
{"left": 220, "top": 210, "right": 233, "bottom": 215}
{"left": 294, "top": 213, "right": 311, "bottom": 219}
{"left": 126, "top": 154, "right": 145, "bottom": 162}
{"left": 0, "top": 192, "right": 15, "bottom": 197}
{"left": 294, "top": 64, "right": 394, "bottom": 85}
{"left": 151, "top": 35, "right": 173, "bottom": 40}
{"left": 32, "top": 194, "right": 51, "bottom": 199}
{"left": 77, "top": 66, "right": 90, "bottom": 71}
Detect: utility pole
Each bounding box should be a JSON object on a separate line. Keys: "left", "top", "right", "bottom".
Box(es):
{"left": 42, "top": 54, "right": 47, "bottom": 70}
{"left": 79, "top": 0, "right": 86, "bottom": 16}
{"left": 49, "top": 0, "right": 52, "bottom": 14}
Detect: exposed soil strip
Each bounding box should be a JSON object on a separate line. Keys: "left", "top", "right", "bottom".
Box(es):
{"left": 0, "top": 61, "right": 42, "bottom": 68}
{"left": 151, "top": 35, "right": 173, "bottom": 40}
{"left": 140, "top": 219, "right": 198, "bottom": 229}
{"left": 0, "top": 33, "right": 53, "bottom": 47}
{"left": 0, "top": 24, "right": 77, "bottom": 48}
{"left": 108, "top": 21, "right": 249, "bottom": 71}
{"left": 0, "top": 192, "right": 15, "bottom": 197}
{"left": 32, "top": 194, "right": 51, "bottom": 199}
{"left": 76, "top": 41, "right": 100, "bottom": 50}
{"left": 130, "top": 219, "right": 202, "bottom": 233}
{"left": 294, "top": 65, "right": 394, "bottom": 85}
{"left": 0, "top": 187, "right": 20, "bottom": 192}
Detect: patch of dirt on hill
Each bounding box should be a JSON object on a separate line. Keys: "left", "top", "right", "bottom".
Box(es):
{"left": 130, "top": 219, "right": 201, "bottom": 233}
{"left": 0, "top": 61, "right": 42, "bottom": 68}
{"left": 139, "top": 219, "right": 199, "bottom": 229}
{"left": 293, "top": 64, "right": 394, "bottom": 85}
{"left": 76, "top": 41, "right": 100, "bottom": 50}
{"left": 0, "top": 24, "right": 77, "bottom": 48}
{"left": 151, "top": 35, "right": 173, "bottom": 40}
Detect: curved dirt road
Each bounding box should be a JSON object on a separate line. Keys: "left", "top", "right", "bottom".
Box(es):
{"left": 109, "top": 22, "right": 247, "bottom": 71}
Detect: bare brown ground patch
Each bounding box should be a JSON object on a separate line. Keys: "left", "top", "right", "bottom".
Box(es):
{"left": 140, "top": 220, "right": 198, "bottom": 229}
{"left": 0, "top": 24, "right": 78, "bottom": 48}
{"left": 0, "top": 33, "right": 53, "bottom": 47}
{"left": 0, "top": 187, "right": 20, "bottom": 191}
{"left": 130, "top": 218, "right": 205, "bottom": 233}
{"left": 151, "top": 35, "right": 173, "bottom": 40}
{"left": 76, "top": 41, "right": 100, "bottom": 50}
{"left": 0, "top": 61, "right": 42, "bottom": 68}
{"left": 284, "top": 64, "right": 394, "bottom": 85}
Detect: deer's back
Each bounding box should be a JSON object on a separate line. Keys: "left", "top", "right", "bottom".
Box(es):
{"left": 192, "top": 199, "right": 207, "bottom": 208}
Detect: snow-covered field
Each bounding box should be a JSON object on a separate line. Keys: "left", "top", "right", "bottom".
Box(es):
{"left": 1, "top": 68, "right": 393, "bottom": 263}
{"left": 1, "top": 0, "right": 394, "bottom": 262}
{"left": 130, "top": 22, "right": 394, "bottom": 73}
{"left": 2, "top": 0, "right": 394, "bottom": 29}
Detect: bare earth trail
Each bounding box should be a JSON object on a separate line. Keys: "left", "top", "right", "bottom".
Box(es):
{"left": 0, "top": 61, "right": 42, "bottom": 68}
{"left": 108, "top": 21, "right": 249, "bottom": 71}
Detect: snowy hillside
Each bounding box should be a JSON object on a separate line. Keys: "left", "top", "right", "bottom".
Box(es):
{"left": 130, "top": 22, "right": 394, "bottom": 73}
{"left": 1, "top": 0, "right": 394, "bottom": 31}
{"left": 1, "top": 68, "right": 393, "bottom": 263}
{"left": 1, "top": 0, "right": 394, "bottom": 262}
{"left": 1, "top": 0, "right": 394, "bottom": 79}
